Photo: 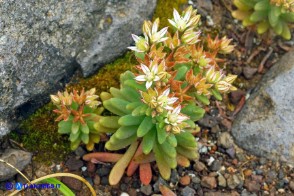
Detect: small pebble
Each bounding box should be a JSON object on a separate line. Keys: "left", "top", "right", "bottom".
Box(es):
{"left": 201, "top": 176, "right": 217, "bottom": 189}
{"left": 194, "top": 161, "right": 207, "bottom": 172}
{"left": 181, "top": 186, "right": 196, "bottom": 196}
{"left": 243, "top": 67, "right": 257, "bottom": 79}
{"left": 192, "top": 176, "right": 201, "bottom": 184}
{"left": 140, "top": 185, "right": 152, "bottom": 195}
{"left": 180, "top": 175, "right": 191, "bottom": 186}
{"left": 217, "top": 132, "right": 234, "bottom": 149}
{"left": 217, "top": 174, "right": 226, "bottom": 187}
{"left": 94, "top": 175, "right": 101, "bottom": 185}
{"left": 210, "top": 160, "right": 222, "bottom": 171}
{"left": 120, "top": 192, "right": 129, "bottom": 196}
{"left": 289, "top": 181, "right": 294, "bottom": 191}
{"left": 243, "top": 169, "right": 252, "bottom": 177}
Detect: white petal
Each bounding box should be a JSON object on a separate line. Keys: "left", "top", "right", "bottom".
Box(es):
{"left": 154, "top": 76, "right": 160, "bottom": 81}
{"left": 168, "top": 19, "right": 177, "bottom": 28}
{"left": 131, "top": 34, "right": 140, "bottom": 42}
{"left": 158, "top": 27, "right": 168, "bottom": 38}
{"left": 127, "top": 46, "right": 143, "bottom": 53}
{"left": 162, "top": 88, "right": 170, "bottom": 97}
{"left": 174, "top": 105, "right": 181, "bottom": 114}
{"left": 173, "top": 9, "right": 181, "bottom": 22}
{"left": 157, "top": 37, "right": 169, "bottom": 43}
{"left": 141, "top": 64, "right": 150, "bottom": 74}
{"left": 152, "top": 21, "right": 158, "bottom": 34}
{"left": 151, "top": 64, "right": 158, "bottom": 74}
{"left": 146, "top": 81, "right": 152, "bottom": 89}
{"left": 164, "top": 105, "right": 174, "bottom": 110}
{"left": 183, "top": 10, "right": 191, "bottom": 22}
{"left": 135, "top": 75, "right": 146, "bottom": 82}
{"left": 168, "top": 97, "right": 178, "bottom": 104}
{"left": 143, "top": 33, "right": 149, "bottom": 42}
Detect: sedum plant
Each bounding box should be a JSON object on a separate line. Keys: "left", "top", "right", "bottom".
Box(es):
{"left": 50, "top": 88, "right": 104, "bottom": 151}
{"left": 83, "top": 6, "right": 237, "bottom": 185}
{"left": 232, "top": 0, "right": 294, "bottom": 39}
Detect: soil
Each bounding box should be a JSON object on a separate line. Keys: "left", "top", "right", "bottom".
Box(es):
{"left": 3, "top": 0, "right": 294, "bottom": 195}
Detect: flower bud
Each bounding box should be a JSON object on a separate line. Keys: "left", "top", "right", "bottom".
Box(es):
{"left": 181, "top": 28, "right": 200, "bottom": 45}
{"left": 205, "top": 67, "right": 223, "bottom": 83}
{"left": 219, "top": 36, "right": 234, "bottom": 54}
{"left": 50, "top": 95, "right": 60, "bottom": 105}
{"left": 224, "top": 75, "right": 237, "bottom": 85}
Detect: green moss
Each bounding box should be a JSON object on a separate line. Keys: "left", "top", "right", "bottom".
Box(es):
{"left": 10, "top": 103, "right": 70, "bottom": 164}
{"left": 153, "top": 0, "right": 187, "bottom": 28}
{"left": 9, "top": 0, "right": 188, "bottom": 164}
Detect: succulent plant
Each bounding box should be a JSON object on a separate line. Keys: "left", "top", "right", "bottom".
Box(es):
{"left": 232, "top": 0, "right": 294, "bottom": 39}
{"left": 84, "top": 6, "right": 237, "bottom": 185}
{"left": 51, "top": 88, "right": 105, "bottom": 151}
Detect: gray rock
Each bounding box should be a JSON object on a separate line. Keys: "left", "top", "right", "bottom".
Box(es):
{"left": 0, "top": 149, "right": 32, "bottom": 181}
{"left": 0, "top": 0, "right": 156, "bottom": 137}
{"left": 181, "top": 186, "right": 196, "bottom": 196}
{"left": 232, "top": 50, "right": 294, "bottom": 164}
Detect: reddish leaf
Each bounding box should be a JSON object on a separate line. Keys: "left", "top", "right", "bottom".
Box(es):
{"left": 83, "top": 152, "right": 123, "bottom": 162}
{"left": 139, "top": 163, "right": 152, "bottom": 185}
{"left": 134, "top": 153, "right": 155, "bottom": 164}
{"left": 126, "top": 142, "right": 143, "bottom": 176}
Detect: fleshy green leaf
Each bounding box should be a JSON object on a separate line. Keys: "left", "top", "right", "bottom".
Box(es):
{"left": 194, "top": 93, "right": 210, "bottom": 105}
{"left": 167, "top": 134, "right": 177, "bottom": 147}
{"left": 137, "top": 116, "right": 154, "bottom": 137}
{"left": 58, "top": 120, "right": 72, "bottom": 134}
{"left": 81, "top": 133, "right": 89, "bottom": 144}
{"left": 81, "top": 123, "right": 89, "bottom": 134}
{"left": 254, "top": 0, "right": 269, "bottom": 11}
{"left": 157, "top": 124, "right": 167, "bottom": 144}
{"left": 211, "top": 89, "right": 222, "bottom": 101}
{"left": 281, "top": 23, "right": 291, "bottom": 40}
{"left": 269, "top": 6, "right": 281, "bottom": 27}
{"left": 257, "top": 21, "right": 270, "bottom": 34}
{"left": 71, "top": 121, "right": 80, "bottom": 134}
{"left": 142, "top": 128, "right": 156, "bottom": 154}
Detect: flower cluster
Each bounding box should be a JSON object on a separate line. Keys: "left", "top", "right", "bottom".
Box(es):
{"left": 129, "top": 6, "right": 236, "bottom": 135}
{"left": 232, "top": 0, "right": 294, "bottom": 39}
{"left": 51, "top": 88, "right": 104, "bottom": 151}
{"left": 88, "top": 6, "right": 237, "bottom": 184}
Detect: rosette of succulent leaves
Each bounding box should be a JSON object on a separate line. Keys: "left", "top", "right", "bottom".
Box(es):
{"left": 83, "top": 6, "right": 237, "bottom": 185}
{"left": 51, "top": 88, "right": 103, "bottom": 151}
{"left": 232, "top": 0, "right": 294, "bottom": 39}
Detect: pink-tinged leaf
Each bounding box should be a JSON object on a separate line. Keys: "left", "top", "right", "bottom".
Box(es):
{"left": 83, "top": 152, "right": 123, "bottom": 162}
{"left": 134, "top": 152, "right": 156, "bottom": 164}
{"left": 127, "top": 143, "right": 143, "bottom": 176}
{"left": 109, "top": 141, "right": 139, "bottom": 185}
{"left": 139, "top": 163, "right": 152, "bottom": 185}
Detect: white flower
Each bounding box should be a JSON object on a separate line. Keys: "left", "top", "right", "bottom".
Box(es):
{"left": 155, "top": 88, "right": 178, "bottom": 110}
{"left": 144, "top": 18, "right": 168, "bottom": 44}
{"left": 135, "top": 63, "right": 160, "bottom": 89}
{"left": 128, "top": 33, "right": 149, "bottom": 52}
{"left": 168, "top": 7, "right": 200, "bottom": 32}
{"left": 164, "top": 105, "right": 189, "bottom": 126}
